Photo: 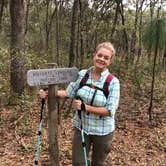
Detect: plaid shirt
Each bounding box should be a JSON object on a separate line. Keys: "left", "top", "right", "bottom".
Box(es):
{"left": 66, "top": 67, "right": 120, "bottom": 135}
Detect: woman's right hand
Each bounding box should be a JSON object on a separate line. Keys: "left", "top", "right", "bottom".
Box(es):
{"left": 39, "top": 89, "right": 48, "bottom": 99}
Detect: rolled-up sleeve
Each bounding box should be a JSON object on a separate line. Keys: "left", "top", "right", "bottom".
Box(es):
{"left": 105, "top": 77, "right": 120, "bottom": 117}
{"left": 66, "top": 70, "right": 87, "bottom": 98}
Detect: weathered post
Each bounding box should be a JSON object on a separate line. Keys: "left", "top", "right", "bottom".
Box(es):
{"left": 27, "top": 66, "right": 78, "bottom": 165}
{"left": 47, "top": 63, "right": 59, "bottom": 166}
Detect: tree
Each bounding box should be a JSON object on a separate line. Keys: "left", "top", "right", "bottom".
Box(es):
{"left": 9, "top": 0, "right": 26, "bottom": 103}
{"left": 119, "top": 0, "right": 128, "bottom": 53}
{"left": 69, "top": 0, "right": 79, "bottom": 67}
{"left": 0, "top": 0, "right": 5, "bottom": 31}
{"left": 142, "top": 6, "right": 166, "bottom": 122}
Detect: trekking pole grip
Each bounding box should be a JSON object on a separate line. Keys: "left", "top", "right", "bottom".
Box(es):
{"left": 41, "top": 98, "right": 45, "bottom": 108}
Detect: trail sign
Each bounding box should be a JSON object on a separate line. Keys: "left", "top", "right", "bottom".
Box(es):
{"left": 28, "top": 65, "right": 79, "bottom": 165}
{"left": 27, "top": 67, "right": 79, "bottom": 86}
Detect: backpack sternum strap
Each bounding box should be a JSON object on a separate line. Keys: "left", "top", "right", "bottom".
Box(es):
{"left": 84, "top": 84, "right": 103, "bottom": 91}
{"left": 78, "top": 71, "right": 114, "bottom": 101}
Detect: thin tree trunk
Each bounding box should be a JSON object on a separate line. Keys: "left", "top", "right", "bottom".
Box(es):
{"left": 55, "top": 1, "right": 60, "bottom": 64}
{"left": 45, "top": 0, "right": 50, "bottom": 51}
{"left": 119, "top": 1, "right": 128, "bottom": 53}
{"left": 45, "top": 0, "right": 58, "bottom": 58}
{"left": 137, "top": 10, "right": 143, "bottom": 62}
{"left": 0, "top": 0, "right": 5, "bottom": 31}
{"left": 148, "top": 6, "right": 161, "bottom": 122}
{"left": 130, "top": 0, "right": 139, "bottom": 62}
{"left": 58, "top": 0, "right": 65, "bottom": 65}
{"left": 34, "top": 0, "right": 45, "bottom": 51}
{"left": 79, "top": 0, "right": 84, "bottom": 69}
{"left": 76, "top": 15, "right": 80, "bottom": 67}
{"left": 148, "top": 0, "right": 155, "bottom": 62}
{"left": 163, "top": 50, "right": 166, "bottom": 71}
{"left": 69, "top": 0, "right": 79, "bottom": 67}
{"left": 136, "top": 0, "right": 145, "bottom": 63}
{"left": 75, "top": 0, "right": 84, "bottom": 68}
{"left": 111, "top": 0, "right": 120, "bottom": 37}
{"left": 9, "top": 0, "right": 26, "bottom": 103}
{"left": 24, "top": 0, "right": 30, "bottom": 35}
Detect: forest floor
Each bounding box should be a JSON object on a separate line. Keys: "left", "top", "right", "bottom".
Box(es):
{"left": 0, "top": 80, "right": 165, "bottom": 166}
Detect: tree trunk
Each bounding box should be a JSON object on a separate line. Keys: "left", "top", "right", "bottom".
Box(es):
{"left": 76, "top": 14, "right": 80, "bottom": 67}
{"left": 163, "top": 50, "right": 166, "bottom": 71}
{"left": 136, "top": 0, "right": 145, "bottom": 63}
{"left": 79, "top": 0, "right": 84, "bottom": 69}
{"left": 137, "top": 9, "right": 143, "bottom": 62}
{"left": 55, "top": 1, "right": 60, "bottom": 65}
{"left": 148, "top": 0, "right": 155, "bottom": 62}
{"left": 148, "top": 6, "right": 161, "bottom": 122}
{"left": 57, "top": 0, "right": 65, "bottom": 65}
{"left": 24, "top": 0, "right": 30, "bottom": 35}
{"left": 130, "top": 0, "right": 139, "bottom": 62}
{"left": 48, "top": 63, "right": 59, "bottom": 166}
{"left": 0, "top": 0, "right": 5, "bottom": 31}
{"left": 68, "top": 0, "right": 79, "bottom": 67}
{"left": 119, "top": 1, "right": 128, "bottom": 53}
{"left": 9, "top": 0, "right": 26, "bottom": 103}
{"left": 45, "top": 0, "right": 50, "bottom": 51}
{"left": 111, "top": 0, "right": 120, "bottom": 37}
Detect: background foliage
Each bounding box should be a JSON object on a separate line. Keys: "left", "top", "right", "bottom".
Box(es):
{"left": 0, "top": 0, "right": 165, "bottom": 112}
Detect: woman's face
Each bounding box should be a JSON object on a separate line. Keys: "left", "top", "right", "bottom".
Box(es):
{"left": 93, "top": 47, "right": 112, "bottom": 72}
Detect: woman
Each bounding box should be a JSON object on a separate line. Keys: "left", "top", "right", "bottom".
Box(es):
{"left": 40, "top": 42, "right": 120, "bottom": 166}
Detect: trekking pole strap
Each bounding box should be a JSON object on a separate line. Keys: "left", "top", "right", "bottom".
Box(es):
{"left": 82, "top": 142, "right": 86, "bottom": 147}
{"left": 81, "top": 101, "right": 86, "bottom": 111}
{"left": 34, "top": 160, "right": 38, "bottom": 165}
{"left": 76, "top": 96, "right": 83, "bottom": 119}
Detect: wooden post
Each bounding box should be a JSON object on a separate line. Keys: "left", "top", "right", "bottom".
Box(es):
{"left": 47, "top": 63, "right": 59, "bottom": 166}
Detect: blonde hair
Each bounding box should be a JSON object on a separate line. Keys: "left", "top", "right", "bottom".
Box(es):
{"left": 96, "top": 42, "right": 116, "bottom": 56}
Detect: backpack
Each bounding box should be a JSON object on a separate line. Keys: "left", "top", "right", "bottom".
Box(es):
{"left": 77, "top": 70, "right": 114, "bottom": 106}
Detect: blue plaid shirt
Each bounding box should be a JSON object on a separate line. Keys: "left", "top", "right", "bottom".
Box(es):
{"left": 66, "top": 67, "right": 120, "bottom": 135}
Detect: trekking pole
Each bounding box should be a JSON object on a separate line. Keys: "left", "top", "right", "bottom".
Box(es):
{"left": 34, "top": 98, "right": 45, "bottom": 166}
{"left": 76, "top": 97, "right": 88, "bottom": 166}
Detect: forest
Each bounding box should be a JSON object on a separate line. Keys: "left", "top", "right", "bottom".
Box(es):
{"left": 0, "top": 0, "right": 165, "bottom": 166}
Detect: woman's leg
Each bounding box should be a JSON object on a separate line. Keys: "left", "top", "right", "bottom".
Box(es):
{"left": 72, "top": 128, "right": 91, "bottom": 166}
{"left": 91, "top": 132, "right": 113, "bottom": 166}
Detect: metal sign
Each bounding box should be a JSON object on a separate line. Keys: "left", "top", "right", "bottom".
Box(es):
{"left": 27, "top": 67, "right": 79, "bottom": 86}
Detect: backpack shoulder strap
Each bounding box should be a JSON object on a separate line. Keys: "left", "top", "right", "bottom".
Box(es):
{"left": 103, "top": 73, "right": 114, "bottom": 99}
{"left": 79, "top": 70, "right": 90, "bottom": 89}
